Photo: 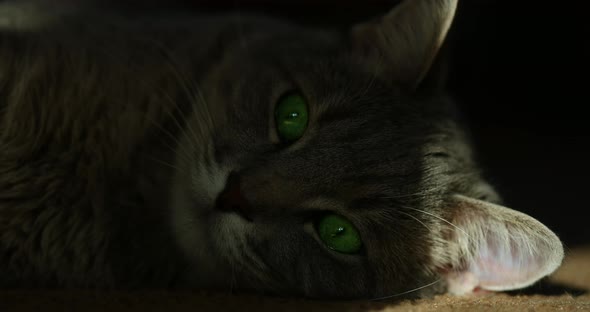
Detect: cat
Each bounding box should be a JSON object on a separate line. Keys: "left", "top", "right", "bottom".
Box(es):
{"left": 0, "top": 0, "right": 564, "bottom": 299}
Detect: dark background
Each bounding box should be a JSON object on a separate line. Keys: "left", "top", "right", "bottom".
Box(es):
{"left": 93, "top": 0, "right": 590, "bottom": 247}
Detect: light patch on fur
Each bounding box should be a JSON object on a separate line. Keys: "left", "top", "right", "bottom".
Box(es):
{"left": 434, "top": 195, "right": 564, "bottom": 295}
{"left": 190, "top": 161, "right": 228, "bottom": 204}
{"left": 351, "top": 0, "right": 459, "bottom": 88}
{"left": 168, "top": 151, "right": 234, "bottom": 287}
{"left": 435, "top": 0, "right": 458, "bottom": 52}
{"left": 415, "top": 0, "right": 458, "bottom": 85}
{"left": 213, "top": 211, "right": 252, "bottom": 259}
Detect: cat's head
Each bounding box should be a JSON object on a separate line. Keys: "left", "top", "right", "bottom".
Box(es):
{"left": 170, "top": 0, "right": 563, "bottom": 299}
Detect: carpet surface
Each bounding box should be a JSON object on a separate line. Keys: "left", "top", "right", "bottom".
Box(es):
{"left": 1, "top": 246, "right": 588, "bottom": 311}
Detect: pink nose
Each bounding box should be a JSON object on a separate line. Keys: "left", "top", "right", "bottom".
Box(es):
{"left": 215, "top": 172, "right": 253, "bottom": 221}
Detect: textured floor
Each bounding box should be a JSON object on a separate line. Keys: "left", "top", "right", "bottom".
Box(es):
{"left": 1, "top": 246, "right": 588, "bottom": 311}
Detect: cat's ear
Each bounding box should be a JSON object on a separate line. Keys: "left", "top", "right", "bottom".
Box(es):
{"left": 436, "top": 194, "right": 564, "bottom": 295}
{"left": 350, "top": 0, "right": 458, "bottom": 91}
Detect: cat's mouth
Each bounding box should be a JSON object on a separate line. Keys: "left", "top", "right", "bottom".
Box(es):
{"left": 215, "top": 171, "right": 254, "bottom": 222}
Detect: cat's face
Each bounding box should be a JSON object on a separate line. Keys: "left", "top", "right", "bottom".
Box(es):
{"left": 170, "top": 0, "right": 563, "bottom": 299}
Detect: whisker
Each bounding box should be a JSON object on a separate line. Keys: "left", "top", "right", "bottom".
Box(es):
{"left": 397, "top": 210, "right": 432, "bottom": 232}
{"left": 402, "top": 206, "right": 469, "bottom": 238}
{"left": 100, "top": 37, "right": 207, "bottom": 171}
{"left": 146, "top": 155, "right": 181, "bottom": 171}
{"left": 155, "top": 43, "right": 215, "bottom": 139}
{"left": 377, "top": 186, "right": 442, "bottom": 200}
{"left": 235, "top": 237, "right": 280, "bottom": 292}
{"left": 143, "top": 48, "right": 217, "bottom": 174}
{"left": 138, "top": 36, "right": 216, "bottom": 152}
{"left": 223, "top": 227, "right": 288, "bottom": 294}
{"left": 161, "top": 82, "right": 206, "bottom": 149}
{"left": 145, "top": 116, "right": 194, "bottom": 166}
{"left": 189, "top": 81, "right": 216, "bottom": 136}
{"left": 370, "top": 278, "right": 442, "bottom": 301}
{"left": 148, "top": 117, "right": 182, "bottom": 147}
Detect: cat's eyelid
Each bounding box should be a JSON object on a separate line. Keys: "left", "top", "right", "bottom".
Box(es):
{"left": 298, "top": 196, "right": 349, "bottom": 213}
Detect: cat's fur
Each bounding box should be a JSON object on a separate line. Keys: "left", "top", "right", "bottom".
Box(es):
{"left": 0, "top": 0, "right": 563, "bottom": 299}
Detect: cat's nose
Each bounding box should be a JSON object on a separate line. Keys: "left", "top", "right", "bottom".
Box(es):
{"left": 215, "top": 172, "right": 253, "bottom": 222}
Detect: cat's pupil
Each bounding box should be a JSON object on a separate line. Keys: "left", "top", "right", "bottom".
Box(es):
{"left": 331, "top": 226, "right": 345, "bottom": 238}
{"left": 316, "top": 214, "right": 362, "bottom": 254}
{"left": 288, "top": 112, "right": 299, "bottom": 119}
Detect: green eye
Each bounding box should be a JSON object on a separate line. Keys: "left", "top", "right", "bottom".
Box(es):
{"left": 316, "top": 214, "right": 362, "bottom": 254}
{"left": 274, "top": 92, "right": 308, "bottom": 143}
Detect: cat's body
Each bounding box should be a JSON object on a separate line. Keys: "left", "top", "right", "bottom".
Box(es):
{"left": 0, "top": 0, "right": 564, "bottom": 299}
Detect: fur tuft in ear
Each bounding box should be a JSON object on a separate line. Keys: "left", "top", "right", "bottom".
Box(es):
{"left": 438, "top": 195, "right": 564, "bottom": 295}
{"left": 351, "top": 0, "right": 458, "bottom": 91}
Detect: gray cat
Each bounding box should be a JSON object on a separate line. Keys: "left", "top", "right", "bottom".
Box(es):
{"left": 0, "top": 0, "right": 564, "bottom": 299}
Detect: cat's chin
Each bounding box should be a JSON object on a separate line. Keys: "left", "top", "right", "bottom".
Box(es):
{"left": 172, "top": 205, "right": 254, "bottom": 289}
{"left": 168, "top": 167, "right": 257, "bottom": 289}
